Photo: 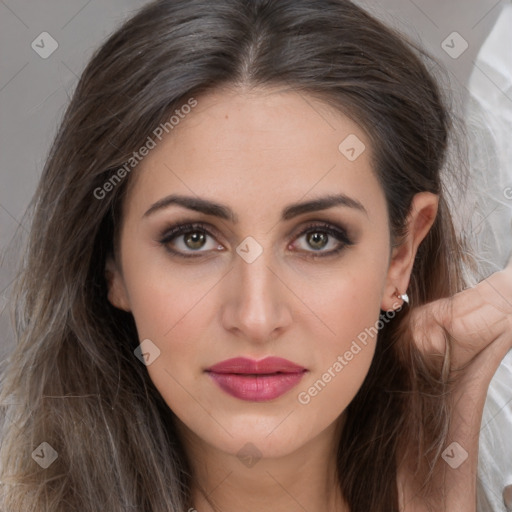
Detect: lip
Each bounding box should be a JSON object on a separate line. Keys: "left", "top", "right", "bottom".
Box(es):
{"left": 207, "top": 356, "right": 306, "bottom": 374}
{"left": 205, "top": 357, "right": 307, "bottom": 402}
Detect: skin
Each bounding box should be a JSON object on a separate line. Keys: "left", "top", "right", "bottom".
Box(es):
{"left": 399, "top": 256, "right": 512, "bottom": 511}
{"left": 105, "top": 85, "right": 439, "bottom": 512}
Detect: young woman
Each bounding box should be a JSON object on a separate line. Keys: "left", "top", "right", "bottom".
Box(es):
{"left": 1, "top": 0, "right": 511, "bottom": 510}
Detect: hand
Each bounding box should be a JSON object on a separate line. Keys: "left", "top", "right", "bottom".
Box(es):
{"left": 412, "top": 254, "right": 512, "bottom": 384}
{"left": 402, "top": 254, "right": 512, "bottom": 511}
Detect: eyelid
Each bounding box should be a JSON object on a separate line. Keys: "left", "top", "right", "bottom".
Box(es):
{"left": 159, "top": 219, "right": 224, "bottom": 243}
{"left": 292, "top": 220, "right": 353, "bottom": 244}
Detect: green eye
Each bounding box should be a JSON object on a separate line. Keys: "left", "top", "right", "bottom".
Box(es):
{"left": 292, "top": 222, "right": 353, "bottom": 258}
{"left": 159, "top": 221, "right": 354, "bottom": 259}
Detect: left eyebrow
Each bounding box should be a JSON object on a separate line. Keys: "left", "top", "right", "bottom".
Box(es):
{"left": 142, "top": 193, "right": 368, "bottom": 222}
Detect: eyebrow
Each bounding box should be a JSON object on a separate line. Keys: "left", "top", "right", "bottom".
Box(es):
{"left": 143, "top": 193, "right": 367, "bottom": 222}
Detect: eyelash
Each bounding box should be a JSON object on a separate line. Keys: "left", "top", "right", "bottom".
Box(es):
{"left": 158, "top": 221, "right": 354, "bottom": 259}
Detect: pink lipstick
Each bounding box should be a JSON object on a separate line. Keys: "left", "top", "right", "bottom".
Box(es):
{"left": 205, "top": 356, "right": 307, "bottom": 402}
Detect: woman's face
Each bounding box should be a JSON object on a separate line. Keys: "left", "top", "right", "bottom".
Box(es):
{"left": 107, "top": 86, "right": 398, "bottom": 460}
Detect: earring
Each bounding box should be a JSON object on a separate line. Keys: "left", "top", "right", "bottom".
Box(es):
{"left": 395, "top": 289, "right": 409, "bottom": 305}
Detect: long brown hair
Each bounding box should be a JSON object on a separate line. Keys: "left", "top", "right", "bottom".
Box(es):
{"left": 0, "top": 0, "right": 472, "bottom": 510}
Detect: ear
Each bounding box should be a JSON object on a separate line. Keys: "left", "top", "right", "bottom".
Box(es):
{"left": 381, "top": 192, "right": 439, "bottom": 310}
{"left": 105, "top": 255, "right": 131, "bottom": 312}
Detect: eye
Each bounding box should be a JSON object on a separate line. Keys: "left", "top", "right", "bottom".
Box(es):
{"left": 158, "top": 220, "right": 354, "bottom": 259}
{"left": 291, "top": 222, "right": 354, "bottom": 258}
{"left": 159, "top": 222, "right": 223, "bottom": 258}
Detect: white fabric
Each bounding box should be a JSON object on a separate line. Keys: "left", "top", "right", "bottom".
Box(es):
{"left": 464, "top": 5, "right": 512, "bottom": 511}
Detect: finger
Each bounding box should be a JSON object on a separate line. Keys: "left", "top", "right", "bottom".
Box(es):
{"left": 504, "top": 248, "right": 512, "bottom": 271}
{"left": 410, "top": 291, "right": 509, "bottom": 366}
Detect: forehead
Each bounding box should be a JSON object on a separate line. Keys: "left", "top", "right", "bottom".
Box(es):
{"left": 122, "top": 86, "right": 385, "bottom": 223}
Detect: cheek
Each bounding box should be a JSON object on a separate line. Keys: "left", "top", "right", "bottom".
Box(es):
{"left": 126, "top": 275, "right": 223, "bottom": 430}
{"left": 121, "top": 259, "right": 225, "bottom": 399}
{"left": 122, "top": 253, "right": 220, "bottom": 342}
{"left": 294, "top": 269, "right": 384, "bottom": 412}
{"left": 298, "top": 246, "right": 388, "bottom": 348}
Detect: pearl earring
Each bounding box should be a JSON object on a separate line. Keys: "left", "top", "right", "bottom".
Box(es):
{"left": 395, "top": 289, "right": 409, "bottom": 305}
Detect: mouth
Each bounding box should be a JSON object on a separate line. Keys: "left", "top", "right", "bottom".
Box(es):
{"left": 205, "top": 357, "right": 308, "bottom": 402}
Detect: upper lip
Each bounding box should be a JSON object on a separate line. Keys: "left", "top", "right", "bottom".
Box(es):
{"left": 206, "top": 357, "right": 307, "bottom": 374}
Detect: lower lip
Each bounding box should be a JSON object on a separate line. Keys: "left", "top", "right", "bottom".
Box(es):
{"left": 207, "top": 371, "right": 307, "bottom": 402}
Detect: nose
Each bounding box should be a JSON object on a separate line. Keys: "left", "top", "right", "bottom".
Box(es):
{"left": 220, "top": 241, "right": 293, "bottom": 345}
